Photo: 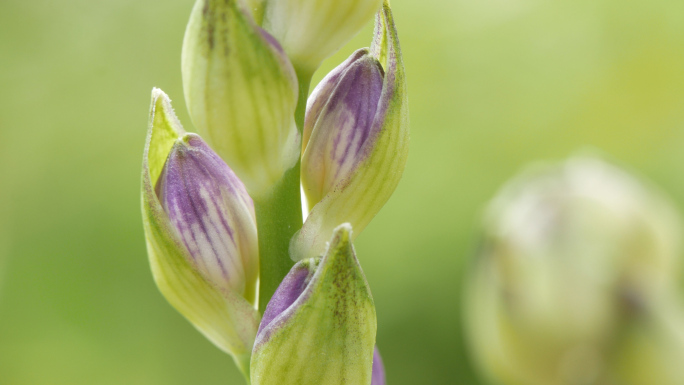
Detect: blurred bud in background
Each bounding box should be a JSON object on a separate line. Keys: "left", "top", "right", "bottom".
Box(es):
{"left": 182, "top": 0, "right": 300, "bottom": 197}
{"left": 261, "top": 0, "right": 383, "bottom": 75}
{"left": 251, "top": 224, "right": 377, "bottom": 385}
{"left": 290, "top": 3, "right": 409, "bottom": 260}
{"left": 142, "top": 89, "right": 260, "bottom": 377}
{"left": 464, "top": 156, "right": 684, "bottom": 385}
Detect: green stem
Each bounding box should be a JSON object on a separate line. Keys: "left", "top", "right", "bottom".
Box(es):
{"left": 255, "top": 68, "right": 312, "bottom": 314}
{"left": 254, "top": 162, "right": 302, "bottom": 313}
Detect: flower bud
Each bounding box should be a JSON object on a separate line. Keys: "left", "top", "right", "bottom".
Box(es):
{"left": 141, "top": 88, "right": 260, "bottom": 376}
{"left": 182, "top": 0, "right": 299, "bottom": 197}
{"left": 291, "top": 2, "right": 409, "bottom": 260}
{"left": 261, "top": 0, "right": 383, "bottom": 74}
{"left": 251, "top": 224, "right": 377, "bottom": 384}
{"left": 301, "top": 49, "right": 384, "bottom": 207}
{"left": 464, "top": 157, "right": 683, "bottom": 385}
{"left": 155, "top": 133, "right": 259, "bottom": 305}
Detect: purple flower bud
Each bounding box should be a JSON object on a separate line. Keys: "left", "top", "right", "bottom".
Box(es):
{"left": 301, "top": 49, "right": 385, "bottom": 208}
{"left": 155, "top": 133, "right": 259, "bottom": 304}
{"left": 292, "top": 3, "right": 409, "bottom": 260}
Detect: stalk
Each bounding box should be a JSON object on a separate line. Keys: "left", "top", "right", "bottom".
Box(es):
{"left": 255, "top": 68, "right": 312, "bottom": 314}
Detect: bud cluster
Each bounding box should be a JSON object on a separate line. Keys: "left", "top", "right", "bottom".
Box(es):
{"left": 141, "top": 0, "right": 408, "bottom": 383}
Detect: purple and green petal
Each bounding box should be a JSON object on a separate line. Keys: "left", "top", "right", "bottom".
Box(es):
{"left": 156, "top": 133, "right": 258, "bottom": 305}
{"left": 182, "top": 0, "right": 299, "bottom": 197}
{"left": 251, "top": 224, "right": 377, "bottom": 385}
{"left": 141, "top": 89, "right": 259, "bottom": 378}
{"left": 301, "top": 49, "right": 385, "bottom": 208}
{"left": 292, "top": 1, "right": 409, "bottom": 260}
{"left": 262, "top": 0, "right": 383, "bottom": 74}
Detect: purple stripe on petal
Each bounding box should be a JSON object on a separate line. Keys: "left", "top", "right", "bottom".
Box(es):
{"left": 372, "top": 347, "right": 387, "bottom": 385}
{"left": 155, "top": 133, "right": 258, "bottom": 303}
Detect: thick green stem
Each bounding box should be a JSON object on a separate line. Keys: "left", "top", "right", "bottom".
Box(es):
{"left": 255, "top": 68, "right": 312, "bottom": 314}
{"left": 254, "top": 162, "right": 302, "bottom": 313}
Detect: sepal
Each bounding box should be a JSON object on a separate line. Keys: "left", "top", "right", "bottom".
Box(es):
{"left": 251, "top": 224, "right": 377, "bottom": 385}
{"left": 141, "top": 89, "right": 260, "bottom": 376}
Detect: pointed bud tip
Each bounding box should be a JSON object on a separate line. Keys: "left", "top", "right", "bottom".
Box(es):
{"left": 331, "top": 223, "right": 353, "bottom": 243}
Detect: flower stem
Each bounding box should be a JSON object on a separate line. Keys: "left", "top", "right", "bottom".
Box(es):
{"left": 254, "top": 163, "right": 302, "bottom": 314}
{"left": 255, "top": 69, "right": 312, "bottom": 314}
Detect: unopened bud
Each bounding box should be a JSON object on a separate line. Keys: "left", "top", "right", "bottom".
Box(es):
{"left": 182, "top": 0, "right": 299, "bottom": 197}
{"left": 155, "top": 133, "right": 259, "bottom": 305}
{"left": 261, "top": 0, "right": 383, "bottom": 74}
{"left": 291, "top": 2, "right": 409, "bottom": 260}
{"left": 141, "top": 89, "right": 260, "bottom": 376}
{"left": 251, "top": 224, "right": 377, "bottom": 384}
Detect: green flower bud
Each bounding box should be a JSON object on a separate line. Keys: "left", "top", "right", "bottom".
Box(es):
{"left": 141, "top": 88, "right": 260, "bottom": 377}
{"left": 251, "top": 224, "right": 377, "bottom": 384}
{"left": 261, "top": 0, "right": 383, "bottom": 74}
{"left": 290, "top": 2, "right": 409, "bottom": 260}
{"left": 464, "top": 157, "right": 683, "bottom": 385}
{"left": 182, "top": 0, "right": 300, "bottom": 197}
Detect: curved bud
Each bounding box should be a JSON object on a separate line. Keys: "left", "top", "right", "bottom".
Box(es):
{"left": 141, "top": 88, "right": 260, "bottom": 377}
{"left": 464, "top": 157, "right": 682, "bottom": 385}
{"left": 372, "top": 347, "right": 387, "bottom": 385}
{"left": 182, "top": 0, "right": 299, "bottom": 197}
{"left": 291, "top": 2, "right": 409, "bottom": 260}
{"left": 261, "top": 0, "right": 383, "bottom": 74}
{"left": 251, "top": 224, "right": 377, "bottom": 385}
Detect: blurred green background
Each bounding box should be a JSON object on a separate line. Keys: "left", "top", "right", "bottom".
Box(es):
{"left": 1, "top": 0, "right": 684, "bottom": 383}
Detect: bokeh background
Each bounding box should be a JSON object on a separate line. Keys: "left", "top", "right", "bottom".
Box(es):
{"left": 2, "top": 0, "right": 684, "bottom": 383}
